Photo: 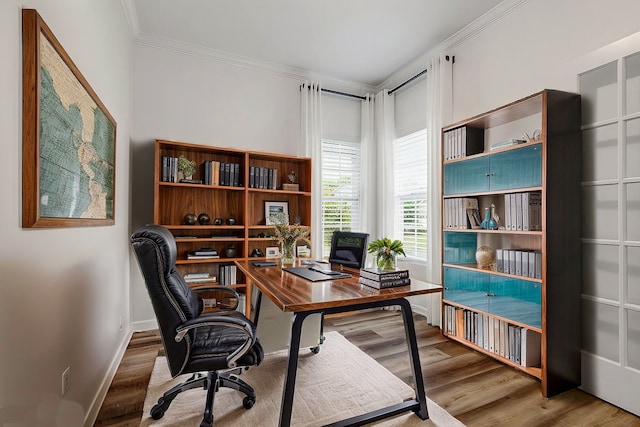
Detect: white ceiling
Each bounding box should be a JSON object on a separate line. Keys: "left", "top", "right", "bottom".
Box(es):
{"left": 130, "top": 0, "right": 504, "bottom": 87}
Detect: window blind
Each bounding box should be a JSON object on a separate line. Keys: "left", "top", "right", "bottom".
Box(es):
{"left": 321, "top": 140, "right": 361, "bottom": 257}
{"left": 394, "top": 130, "right": 428, "bottom": 259}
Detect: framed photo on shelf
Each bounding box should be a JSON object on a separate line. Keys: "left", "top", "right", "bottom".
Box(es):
{"left": 22, "top": 9, "right": 117, "bottom": 228}
{"left": 264, "top": 201, "right": 289, "bottom": 225}
{"left": 265, "top": 246, "right": 279, "bottom": 258}
{"left": 467, "top": 208, "right": 482, "bottom": 229}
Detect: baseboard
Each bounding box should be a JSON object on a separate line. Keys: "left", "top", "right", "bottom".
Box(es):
{"left": 83, "top": 327, "right": 133, "bottom": 427}
{"left": 133, "top": 318, "right": 158, "bottom": 332}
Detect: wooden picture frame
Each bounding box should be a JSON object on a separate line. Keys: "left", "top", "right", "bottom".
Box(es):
{"left": 467, "top": 208, "right": 482, "bottom": 229}
{"left": 264, "top": 201, "right": 289, "bottom": 225}
{"left": 22, "top": 9, "right": 117, "bottom": 228}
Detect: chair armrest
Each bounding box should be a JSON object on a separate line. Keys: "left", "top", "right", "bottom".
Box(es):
{"left": 174, "top": 312, "right": 256, "bottom": 368}
{"left": 193, "top": 286, "right": 240, "bottom": 311}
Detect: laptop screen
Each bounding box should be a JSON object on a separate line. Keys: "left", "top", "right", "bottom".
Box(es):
{"left": 328, "top": 231, "right": 369, "bottom": 269}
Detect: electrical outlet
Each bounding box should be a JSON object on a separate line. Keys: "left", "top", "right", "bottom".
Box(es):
{"left": 62, "top": 367, "right": 70, "bottom": 395}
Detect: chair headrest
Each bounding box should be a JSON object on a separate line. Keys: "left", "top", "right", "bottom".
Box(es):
{"left": 130, "top": 224, "right": 177, "bottom": 272}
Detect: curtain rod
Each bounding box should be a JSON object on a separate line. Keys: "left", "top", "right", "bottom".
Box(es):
{"left": 321, "top": 88, "right": 366, "bottom": 100}
{"left": 300, "top": 84, "right": 366, "bottom": 100}
{"left": 388, "top": 67, "right": 428, "bottom": 95}
{"left": 303, "top": 62, "right": 436, "bottom": 100}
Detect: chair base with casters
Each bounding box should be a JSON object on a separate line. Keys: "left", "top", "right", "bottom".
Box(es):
{"left": 150, "top": 369, "right": 256, "bottom": 427}
{"left": 130, "top": 224, "right": 264, "bottom": 427}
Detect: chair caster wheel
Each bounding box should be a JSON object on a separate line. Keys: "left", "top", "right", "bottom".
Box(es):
{"left": 310, "top": 346, "right": 320, "bottom": 354}
{"left": 243, "top": 396, "right": 256, "bottom": 409}
{"left": 150, "top": 403, "right": 165, "bottom": 420}
{"left": 199, "top": 420, "right": 213, "bottom": 427}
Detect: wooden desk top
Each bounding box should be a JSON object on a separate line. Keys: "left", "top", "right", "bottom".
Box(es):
{"left": 235, "top": 260, "right": 442, "bottom": 313}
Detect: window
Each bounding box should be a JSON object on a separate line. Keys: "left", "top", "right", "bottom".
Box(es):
{"left": 394, "top": 130, "right": 428, "bottom": 259}
{"left": 321, "top": 139, "right": 361, "bottom": 257}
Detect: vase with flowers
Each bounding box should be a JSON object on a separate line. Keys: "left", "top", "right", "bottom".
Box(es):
{"left": 270, "top": 212, "right": 310, "bottom": 267}
{"left": 367, "top": 237, "right": 406, "bottom": 270}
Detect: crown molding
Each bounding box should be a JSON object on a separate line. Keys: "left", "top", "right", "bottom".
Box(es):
{"left": 122, "top": 0, "right": 526, "bottom": 97}
{"left": 378, "top": 0, "right": 529, "bottom": 92}
{"left": 121, "top": 0, "right": 140, "bottom": 38}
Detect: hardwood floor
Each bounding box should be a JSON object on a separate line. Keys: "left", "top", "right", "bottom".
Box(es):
{"left": 95, "top": 310, "right": 640, "bottom": 426}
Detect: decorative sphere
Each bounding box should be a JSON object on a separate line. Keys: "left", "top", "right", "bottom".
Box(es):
{"left": 183, "top": 213, "right": 197, "bottom": 225}
{"left": 475, "top": 245, "right": 496, "bottom": 268}
{"left": 197, "top": 213, "right": 211, "bottom": 225}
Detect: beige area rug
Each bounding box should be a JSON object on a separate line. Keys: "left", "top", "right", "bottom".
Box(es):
{"left": 141, "top": 331, "right": 464, "bottom": 426}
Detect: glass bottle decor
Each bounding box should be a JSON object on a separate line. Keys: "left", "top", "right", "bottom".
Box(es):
{"left": 481, "top": 207, "right": 491, "bottom": 230}
{"left": 488, "top": 204, "right": 498, "bottom": 230}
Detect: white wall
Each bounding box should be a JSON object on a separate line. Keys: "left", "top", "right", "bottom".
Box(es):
{"left": 131, "top": 43, "right": 306, "bottom": 326}
{"left": 0, "top": 1, "right": 133, "bottom": 426}
{"left": 449, "top": 0, "right": 640, "bottom": 122}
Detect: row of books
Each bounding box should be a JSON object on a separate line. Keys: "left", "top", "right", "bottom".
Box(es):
{"left": 444, "top": 197, "right": 479, "bottom": 229}
{"left": 249, "top": 166, "right": 279, "bottom": 189}
{"left": 443, "top": 126, "right": 484, "bottom": 161}
{"left": 443, "top": 305, "right": 541, "bottom": 367}
{"left": 161, "top": 156, "right": 199, "bottom": 183}
{"left": 358, "top": 268, "right": 410, "bottom": 289}
{"left": 187, "top": 248, "right": 220, "bottom": 260}
{"left": 202, "top": 160, "right": 241, "bottom": 187}
{"left": 504, "top": 192, "right": 542, "bottom": 231}
{"left": 219, "top": 264, "right": 238, "bottom": 286}
{"left": 183, "top": 272, "right": 216, "bottom": 284}
{"left": 496, "top": 249, "right": 542, "bottom": 279}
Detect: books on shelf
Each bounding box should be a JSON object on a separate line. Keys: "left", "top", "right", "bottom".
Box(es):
{"left": 443, "top": 305, "right": 541, "bottom": 368}
{"left": 192, "top": 248, "right": 218, "bottom": 256}
{"left": 249, "top": 166, "right": 280, "bottom": 189}
{"left": 490, "top": 138, "right": 526, "bottom": 150}
{"left": 202, "top": 160, "right": 242, "bottom": 187}
{"left": 443, "top": 126, "right": 484, "bottom": 161}
{"left": 187, "top": 254, "right": 220, "bottom": 259}
{"left": 504, "top": 192, "right": 542, "bottom": 232}
{"left": 219, "top": 264, "right": 238, "bottom": 286}
{"left": 444, "top": 197, "right": 479, "bottom": 229}
{"left": 184, "top": 272, "right": 216, "bottom": 284}
{"left": 495, "top": 249, "right": 541, "bottom": 278}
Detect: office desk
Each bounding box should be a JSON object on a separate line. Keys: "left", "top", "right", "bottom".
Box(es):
{"left": 235, "top": 260, "right": 443, "bottom": 427}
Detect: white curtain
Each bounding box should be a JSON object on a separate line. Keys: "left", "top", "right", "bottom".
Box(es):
{"left": 374, "top": 90, "right": 396, "bottom": 240}
{"left": 360, "top": 94, "right": 376, "bottom": 241}
{"left": 423, "top": 54, "right": 452, "bottom": 326}
{"left": 300, "top": 81, "right": 323, "bottom": 257}
{"left": 425, "top": 57, "right": 443, "bottom": 285}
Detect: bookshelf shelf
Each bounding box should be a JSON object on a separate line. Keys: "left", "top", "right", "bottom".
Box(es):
{"left": 154, "top": 139, "right": 312, "bottom": 315}
{"left": 440, "top": 90, "right": 581, "bottom": 397}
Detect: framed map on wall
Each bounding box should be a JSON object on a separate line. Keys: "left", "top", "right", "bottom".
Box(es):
{"left": 22, "top": 9, "right": 117, "bottom": 228}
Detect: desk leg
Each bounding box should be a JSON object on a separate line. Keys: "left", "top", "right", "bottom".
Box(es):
{"left": 279, "top": 311, "right": 309, "bottom": 427}
{"left": 398, "top": 298, "right": 429, "bottom": 420}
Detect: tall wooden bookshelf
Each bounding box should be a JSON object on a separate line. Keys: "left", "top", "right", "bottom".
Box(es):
{"left": 440, "top": 90, "right": 581, "bottom": 397}
{"left": 154, "top": 140, "right": 312, "bottom": 315}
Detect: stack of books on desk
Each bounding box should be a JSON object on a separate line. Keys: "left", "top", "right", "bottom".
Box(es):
{"left": 358, "top": 268, "right": 411, "bottom": 289}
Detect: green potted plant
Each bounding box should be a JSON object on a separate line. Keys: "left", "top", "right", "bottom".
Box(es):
{"left": 367, "top": 237, "right": 406, "bottom": 270}
{"left": 177, "top": 155, "right": 196, "bottom": 180}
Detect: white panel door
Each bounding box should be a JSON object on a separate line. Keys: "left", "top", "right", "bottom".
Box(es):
{"left": 579, "top": 47, "right": 640, "bottom": 416}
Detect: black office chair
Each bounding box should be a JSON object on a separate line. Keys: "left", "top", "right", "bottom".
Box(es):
{"left": 130, "top": 224, "right": 264, "bottom": 427}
